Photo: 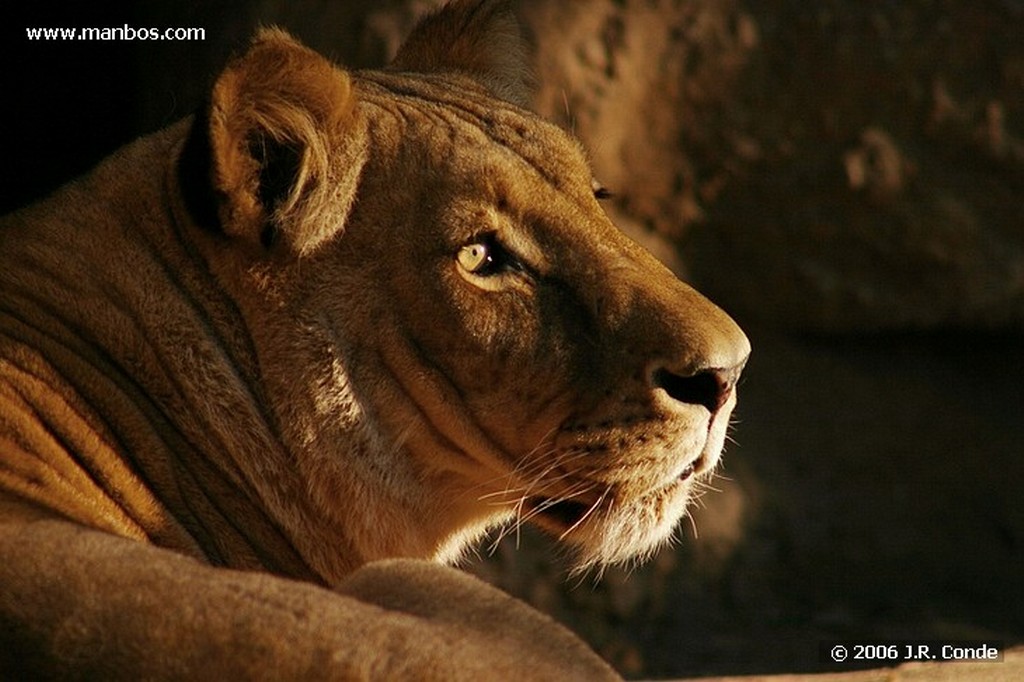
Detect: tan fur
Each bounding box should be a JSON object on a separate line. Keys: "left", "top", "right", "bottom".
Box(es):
{"left": 210, "top": 26, "right": 368, "bottom": 255}
{"left": 390, "top": 0, "right": 533, "bottom": 107}
{"left": 0, "top": 0, "right": 747, "bottom": 677}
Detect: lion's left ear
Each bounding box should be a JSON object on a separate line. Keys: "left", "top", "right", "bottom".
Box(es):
{"left": 389, "top": 0, "right": 532, "bottom": 108}
{"left": 207, "top": 28, "right": 367, "bottom": 256}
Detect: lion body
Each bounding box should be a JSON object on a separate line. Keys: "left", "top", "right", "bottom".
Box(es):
{"left": 0, "top": 1, "right": 747, "bottom": 678}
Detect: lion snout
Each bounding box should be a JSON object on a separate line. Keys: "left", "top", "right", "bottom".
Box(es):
{"left": 649, "top": 361, "right": 745, "bottom": 416}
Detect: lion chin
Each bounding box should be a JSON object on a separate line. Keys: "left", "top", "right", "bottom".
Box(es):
{"left": 529, "top": 433, "right": 729, "bottom": 572}
{"left": 528, "top": 482, "right": 694, "bottom": 571}
{"left": 491, "top": 382, "right": 739, "bottom": 573}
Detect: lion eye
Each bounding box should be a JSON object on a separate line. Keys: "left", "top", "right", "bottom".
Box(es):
{"left": 456, "top": 234, "right": 516, "bottom": 277}
{"left": 458, "top": 242, "right": 493, "bottom": 274}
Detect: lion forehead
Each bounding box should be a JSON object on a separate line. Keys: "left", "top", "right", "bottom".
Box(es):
{"left": 354, "top": 71, "right": 596, "bottom": 198}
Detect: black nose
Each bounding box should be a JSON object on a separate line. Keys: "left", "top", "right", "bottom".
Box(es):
{"left": 652, "top": 363, "right": 744, "bottom": 414}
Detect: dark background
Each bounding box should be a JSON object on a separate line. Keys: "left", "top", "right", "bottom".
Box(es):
{"left": 4, "top": 1, "right": 1022, "bottom": 678}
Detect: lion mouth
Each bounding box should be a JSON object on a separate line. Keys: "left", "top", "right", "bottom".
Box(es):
{"left": 527, "top": 497, "right": 593, "bottom": 530}
{"left": 527, "top": 461, "right": 702, "bottom": 533}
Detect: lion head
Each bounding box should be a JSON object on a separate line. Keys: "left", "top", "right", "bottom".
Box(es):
{"left": 177, "top": 0, "right": 750, "bottom": 581}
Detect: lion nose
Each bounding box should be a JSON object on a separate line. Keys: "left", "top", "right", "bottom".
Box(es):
{"left": 651, "top": 361, "right": 746, "bottom": 415}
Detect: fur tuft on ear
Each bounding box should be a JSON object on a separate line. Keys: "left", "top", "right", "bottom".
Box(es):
{"left": 389, "top": 0, "right": 533, "bottom": 108}
{"left": 209, "top": 27, "right": 367, "bottom": 256}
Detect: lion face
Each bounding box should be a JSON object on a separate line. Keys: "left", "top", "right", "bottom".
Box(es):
{"left": 189, "top": 3, "right": 749, "bottom": 578}
{"left": 339, "top": 75, "right": 749, "bottom": 570}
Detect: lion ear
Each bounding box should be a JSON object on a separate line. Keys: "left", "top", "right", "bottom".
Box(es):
{"left": 208, "top": 27, "right": 367, "bottom": 256}
{"left": 389, "top": 0, "right": 532, "bottom": 108}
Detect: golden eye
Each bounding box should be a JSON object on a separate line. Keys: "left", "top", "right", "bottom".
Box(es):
{"left": 458, "top": 242, "right": 492, "bottom": 274}
{"left": 456, "top": 234, "right": 522, "bottom": 279}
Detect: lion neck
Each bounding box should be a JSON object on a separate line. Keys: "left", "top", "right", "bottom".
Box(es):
{"left": 168, "top": 117, "right": 494, "bottom": 582}
{"left": 0, "top": 117, "right": 504, "bottom": 586}
{"left": 181, "top": 216, "right": 505, "bottom": 583}
{"left": 0, "top": 124, "right": 342, "bottom": 582}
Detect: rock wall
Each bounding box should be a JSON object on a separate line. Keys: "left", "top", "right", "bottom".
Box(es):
{"left": 518, "top": 0, "right": 1024, "bottom": 333}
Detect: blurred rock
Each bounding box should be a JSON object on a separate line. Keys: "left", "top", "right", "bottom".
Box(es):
{"left": 516, "top": 0, "right": 1024, "bottom": 332}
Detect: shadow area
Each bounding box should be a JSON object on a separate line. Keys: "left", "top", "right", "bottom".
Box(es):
{"left": 474, "top": 329, "right": 1024, "bottom": 678}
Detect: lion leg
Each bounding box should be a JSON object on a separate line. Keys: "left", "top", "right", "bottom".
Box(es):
{"left": 0, "top": 518, "right": 618, "bottom": 681}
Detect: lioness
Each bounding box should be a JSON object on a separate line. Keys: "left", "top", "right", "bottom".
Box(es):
{"left": 0, "top": 0, "right": 749, "bottom": 678}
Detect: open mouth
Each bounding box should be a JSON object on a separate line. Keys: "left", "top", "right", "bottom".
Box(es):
{"left": 528, "top": 462, "right": 702, "bottom": 533}
{"left": 528, "top": 466, "right": 704, "bottom": 532}
{"left": 527, "top": 497, "right": 594, "bottom": 530}
{"left": 521, "top": 445, "right": 710, "bottom": 539}
{"left": 679, "top": 449, "right": 712, "bottom": 481}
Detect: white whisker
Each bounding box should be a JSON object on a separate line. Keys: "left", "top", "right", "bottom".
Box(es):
{"left": 557, "top": 484, "right": 611, "bottom": 541}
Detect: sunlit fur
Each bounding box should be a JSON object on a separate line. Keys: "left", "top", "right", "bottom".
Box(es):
{"left": 0, "top": 0, "right": 749, "bottom": 589}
